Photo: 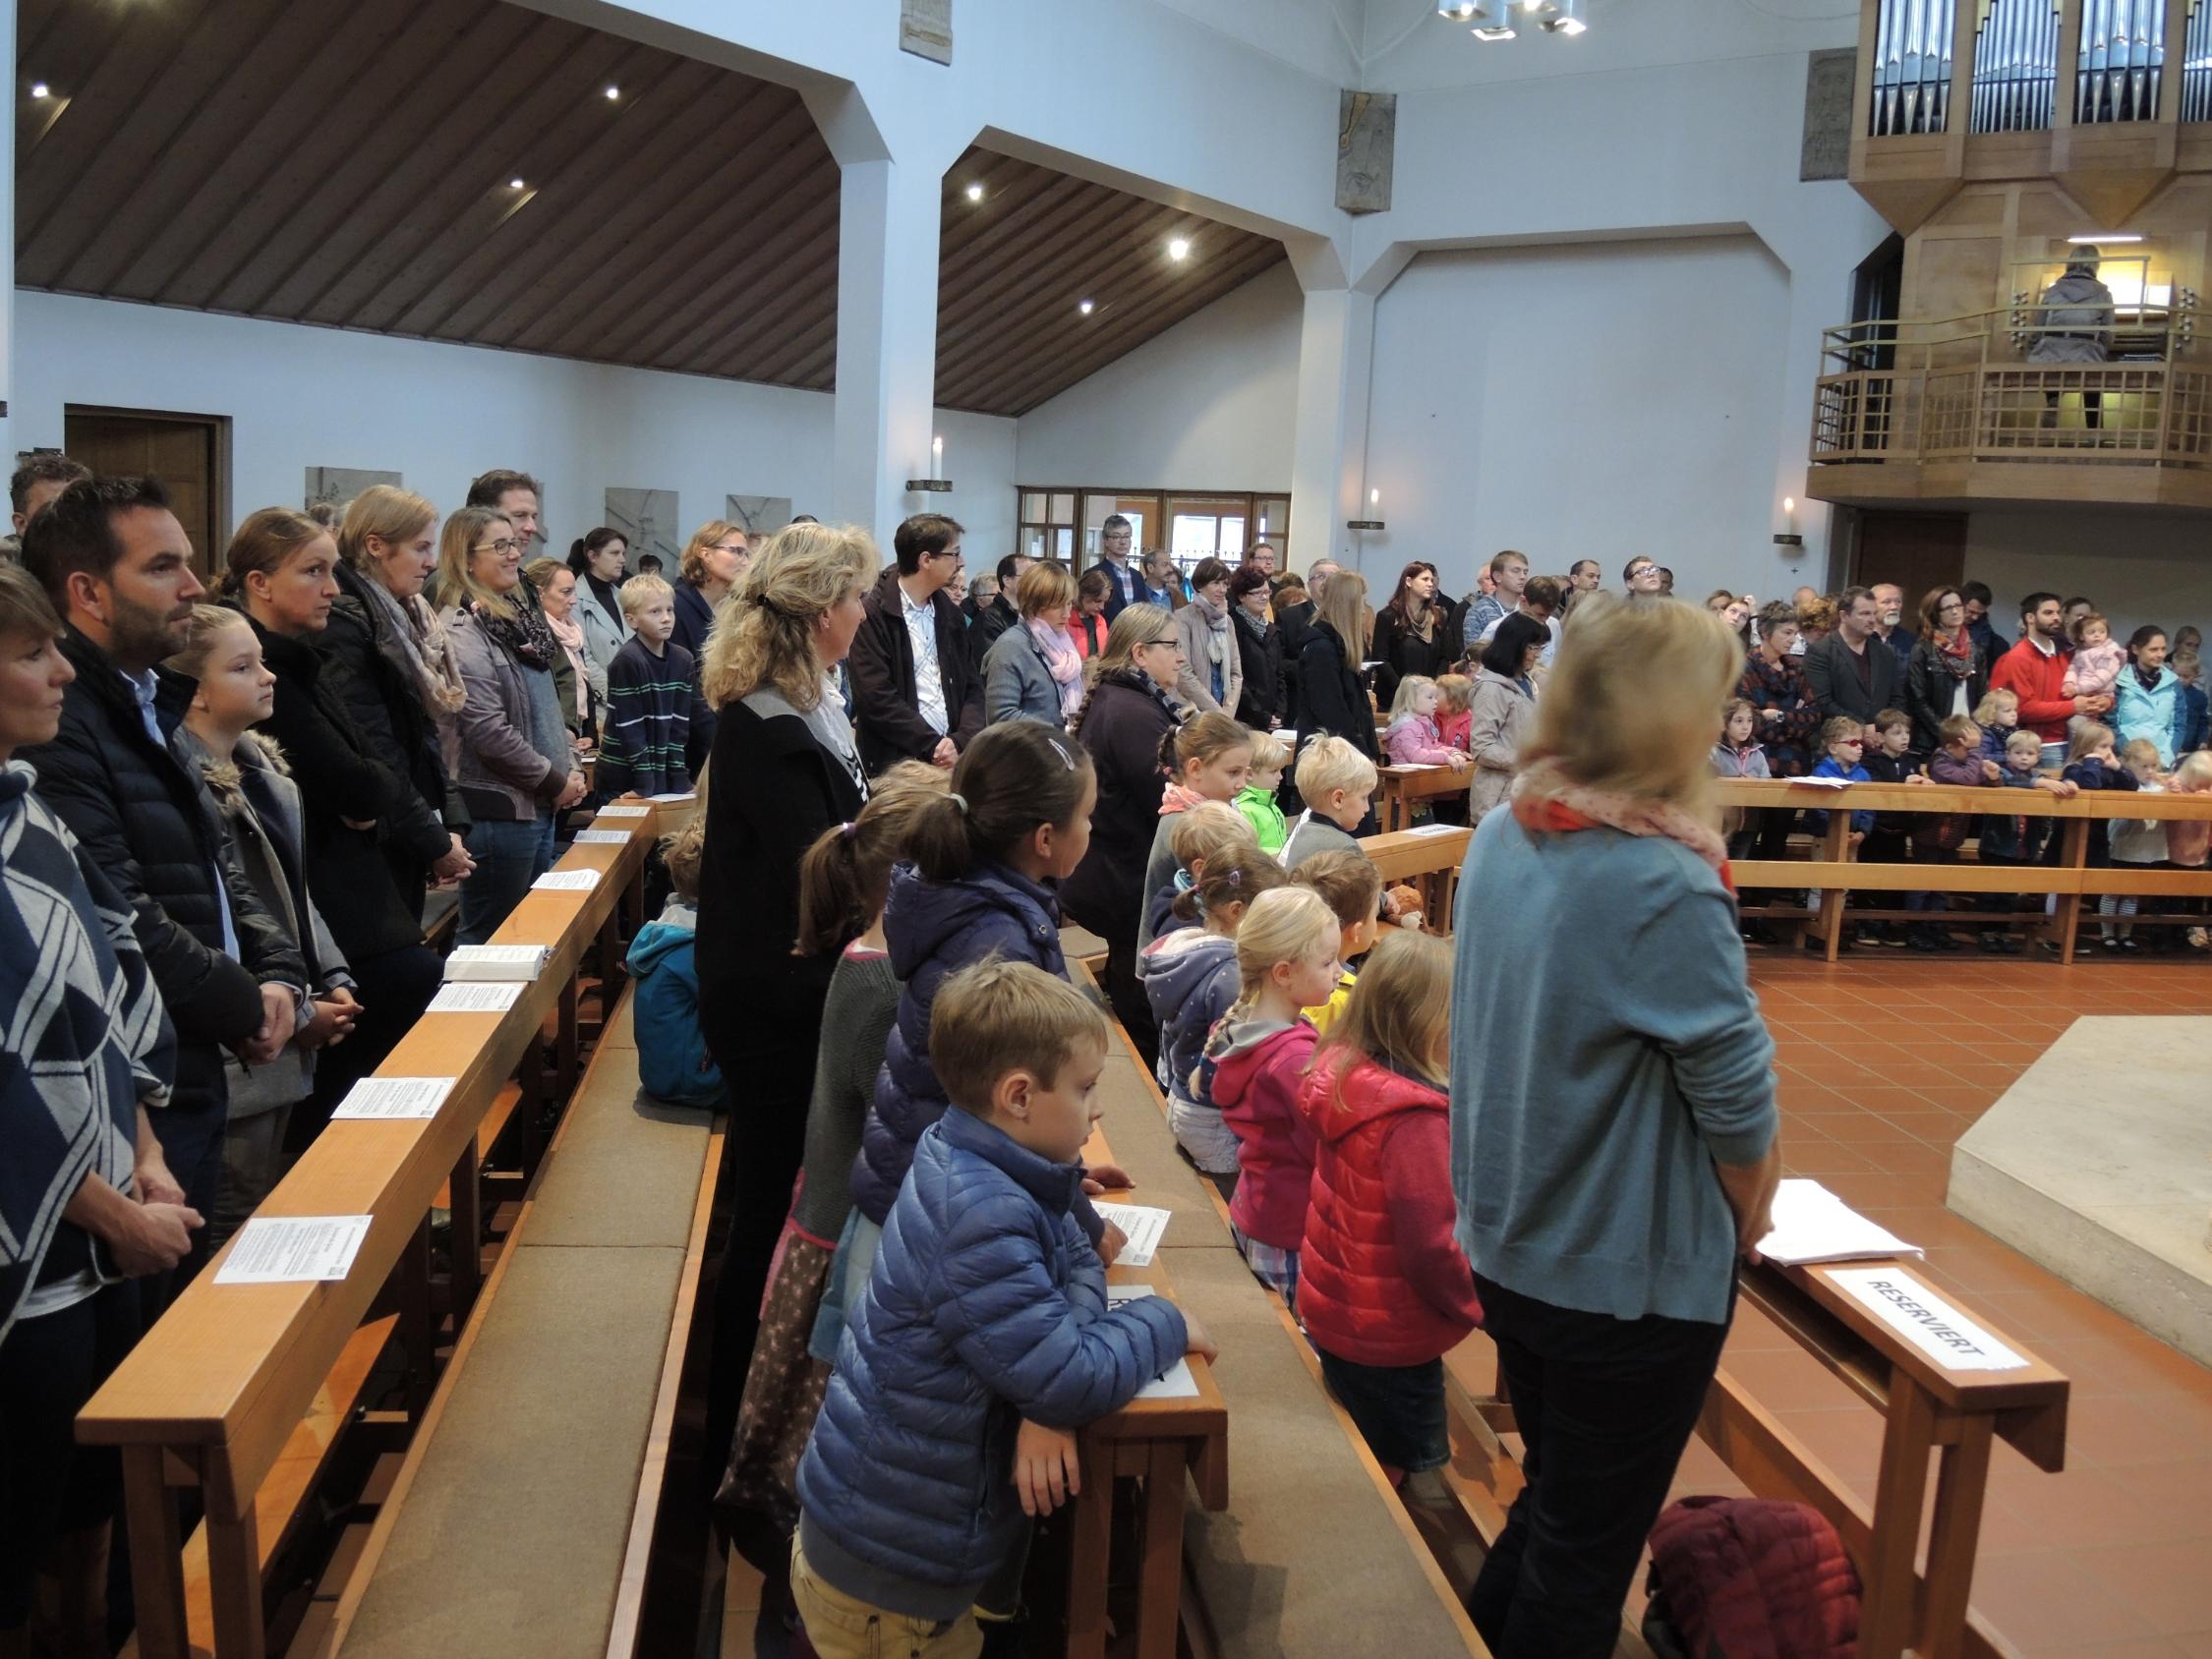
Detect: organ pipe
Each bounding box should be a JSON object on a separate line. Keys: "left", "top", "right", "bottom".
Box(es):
{"left": 1873, "top": 0, "right": 1956, "bottom": 134}
{"left": 1970, "top": 0, "right": 2058, "bottom": 131}
{"left": 2075, "top": 0, "right": 2165, "bottom": 121}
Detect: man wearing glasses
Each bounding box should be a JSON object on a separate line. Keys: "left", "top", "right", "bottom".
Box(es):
{"left": 1085, "top": 515, "right": 1140, "bottom": 622}
{"left": 848, "top": 514, "right": 984, "bottom": 774}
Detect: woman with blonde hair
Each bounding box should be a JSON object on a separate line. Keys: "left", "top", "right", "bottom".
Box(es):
{"left": 322, "top": 485, "right": 473, "bottom": 921}
{"left": 982, "top": 558, "right": 1084, "bottom": 727}
{"left": 671, "top": 519, "right": 749, "bottom": 660}
{"left": 435, "top": 505, "right": 585, "bottom": 944}
{"left": 1294, "top": 567, "right": 1380, "bottom": 827}
{"left": 694, "top": 521, "right": 874, "bottom": 1461}
{"left": 1450, "top": 592, "right": 1780, "bottom": 1659}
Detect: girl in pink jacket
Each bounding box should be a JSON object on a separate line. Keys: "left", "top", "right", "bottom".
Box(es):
{"left": 1383, "top": 675, "right": 1471, "bottom": 768}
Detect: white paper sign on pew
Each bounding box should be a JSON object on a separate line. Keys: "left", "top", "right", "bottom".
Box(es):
{"left": 215, "top": 1216, "right": 372, "bottom": 1285}
{"left": 1826, "top": 1268, "right": 2029, "bottom": 1371}
{"left": 1107, "top": 1286, "right": 1199, "bottom": 1399}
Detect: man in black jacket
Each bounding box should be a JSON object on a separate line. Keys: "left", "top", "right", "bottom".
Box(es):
{"left": 847, "top": 513, "right": 984, "bottom": 776}
{"left": 20, "top": 478, "right": 306, "bottom": 1286}
{"left": 1803, "top": 585, "right": 1905, "bottom": 739}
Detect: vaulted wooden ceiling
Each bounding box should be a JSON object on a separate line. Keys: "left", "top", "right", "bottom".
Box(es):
{"left": 15, "top": 0, "right": 1286, "bottom": 417}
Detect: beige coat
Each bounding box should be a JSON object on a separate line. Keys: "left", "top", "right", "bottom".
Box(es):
{"left": 1467, "top": 667, "right": 1537, "bottom": 823}
{"left": 1173, "top": 597, "right": 1245, "bottom": 717}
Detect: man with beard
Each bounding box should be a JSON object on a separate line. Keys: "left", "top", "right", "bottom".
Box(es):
{"left": 20, "top": 478, "right": 305, "bottom": 1291}
{"left": 1871, "top": 582, "right": 1915, "bottom": 677}
{"left": 1993, "top": 590, "right": 2112, "bottom": 767}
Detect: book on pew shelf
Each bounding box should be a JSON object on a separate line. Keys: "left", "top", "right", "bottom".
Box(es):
{"left": 1788, "top": 774, "right": 1854, "bottom": 790}
{"left": 1108, "top": 1287, "right": 1202, "bottom": 1398}
{"left": 1753, "top": 1178, "right": 1922, "bottom": 1266}
{"left": 440, "top": 944, "right": 551, "bottom": 983}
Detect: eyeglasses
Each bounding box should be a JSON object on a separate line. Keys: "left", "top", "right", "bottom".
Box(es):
{"left": 1836, "top": 737, "right": 1865, "bottom": 747}
{"left": 710, "top": 542, "right": 747, "bottom": 554}
{"left": 475, "top": 539, "right": 523, "bottom": 556}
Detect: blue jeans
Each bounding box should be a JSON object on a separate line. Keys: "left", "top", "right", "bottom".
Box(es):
{"left": 458, "top": 815, "right": 554, "bottom": 945}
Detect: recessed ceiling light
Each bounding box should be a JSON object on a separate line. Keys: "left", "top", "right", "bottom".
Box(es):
{"left": 509, "top": 177, "right": 526, "bottom": 190}
{"left": 604, "top": 85, "right": 620, "bottom": 100}
{"left": 1078, "top": 299, "right": 1095, "bottom": 315}
{"left": 29, "top": 81, "right": 49, "bottom": 98}
{"left": 964, "top": 182, "right": 984, "bottom": 202}
{"left": 1168, "top": 237, "right": 1192, "bottom": 261}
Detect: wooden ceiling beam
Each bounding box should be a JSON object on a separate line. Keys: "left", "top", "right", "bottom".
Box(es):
{"left": 650, "top": 199, "right": 844, "bottom": 377}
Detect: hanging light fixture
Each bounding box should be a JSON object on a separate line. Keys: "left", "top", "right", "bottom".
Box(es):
{"left": 1542, "top": 0, "right": 1586, "bottom": 32}
{"left": 1435, "top": 0, "right": 1480, "bottom": 16}
{"left": 1468, "top": 0, "right": 1518, "bottom": 40}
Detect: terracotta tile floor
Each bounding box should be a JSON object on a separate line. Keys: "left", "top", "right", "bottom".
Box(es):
{"left": 1671, "top": 955, "right": 2212, "bottom": 1656}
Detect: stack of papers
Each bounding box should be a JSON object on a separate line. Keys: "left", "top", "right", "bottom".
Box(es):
{"left": 441, "top": 944, "right": 550, "bottom": 983}
{"left": 1754, "top": 1179, "right": 1922, "bottom": 1266}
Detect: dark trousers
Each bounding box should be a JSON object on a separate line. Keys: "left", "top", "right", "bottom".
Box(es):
{"left": 293, "top": 942, "right": 444, "bottom": 1156}
{"left": 1101, "top": 927, "right": 1159, "bottom": 1071}
{"left": 147, "top": 1090, "right": 227, "bottom": 1299}
{"left": 0, "top": 1280, "right": 142, "bottom": 1628}
{"left": 1467, "top": 1276, "right": 1731, "bottom": 1659}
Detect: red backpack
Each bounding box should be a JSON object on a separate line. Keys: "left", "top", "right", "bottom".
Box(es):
{"left": 1642, "top": 1497, "right": 1860, "bottom": 1659}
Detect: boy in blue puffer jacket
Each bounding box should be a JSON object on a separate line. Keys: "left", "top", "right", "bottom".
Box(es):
{"left": 623, "top": 810, "right": 724, "bottom": 1109}
{"left": 794, "top": 961, "right": 1213, "bottom": 1656}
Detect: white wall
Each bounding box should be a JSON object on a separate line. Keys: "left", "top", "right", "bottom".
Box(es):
{"left": 1965, "top": 510, "right": 2212, "bottom": 647}
{"left": 1014, "top": 261, "right": 1302, "bottom": 489}
{"left": 1363, "top": 237, "right": 1792, "bottom": 600}
{"left": 12, "top": 291, "right": 1017, "bottom": 559}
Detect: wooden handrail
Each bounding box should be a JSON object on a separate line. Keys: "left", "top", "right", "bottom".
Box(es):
{"left": 1717, "top": 777, "right": 2212, "bottom": 819}
{"left": 80, "top": 800, "right": 686, "bottom": 1659}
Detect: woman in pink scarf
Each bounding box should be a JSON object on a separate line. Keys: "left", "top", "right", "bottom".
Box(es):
{"left": 982, "top": 561, "right": 1085, "bottom": 727}
{"left": 526, "top": 558, "right": 600, "bottom": 753}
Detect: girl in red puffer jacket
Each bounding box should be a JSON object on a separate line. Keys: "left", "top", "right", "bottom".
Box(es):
{"left": 1297, "top": 930, "right": 1484, "bottom": 1484}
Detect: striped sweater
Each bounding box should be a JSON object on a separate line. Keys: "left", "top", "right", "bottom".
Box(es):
{"left": 597, "top": 635, "right": 706, "bottom": 798}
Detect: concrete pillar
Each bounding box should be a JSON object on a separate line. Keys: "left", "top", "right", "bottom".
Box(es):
{"left": 1, "top": 0, "right": 17, "bottom": 466}
{"left": 1288, "top": 283, "right": 1376, "bottom": 576}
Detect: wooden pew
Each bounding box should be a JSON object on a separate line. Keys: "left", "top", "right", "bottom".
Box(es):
{"left": 1717, "top": 778, "right": 2212, "bottom": 961}
{"left": 1361, "top": 823, "right": 1473, "bottom": 933}
{"left": 1375, "top": 763, "right": 1472, "bottom": 833}
{"left": 319, "top": 981, "right": 721, "bottom": 1659}
{"left": 78, "top": 802, "right": 681, "bottom": 1659}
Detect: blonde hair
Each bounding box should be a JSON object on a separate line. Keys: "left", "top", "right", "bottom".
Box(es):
{"left": 337, "top": 485, "right": 437, "bottom": 570}
{"left": 1231, "top": 887, "right": 1338, "bottom": 1013}
{"left": 433, "top": 506, "right": 518, "bottom": 621}
{"left": 792, "top": 761, "right": 947, "bottom": 954}
{"left": 2067, "top": 721, "right": 2116, "bottom": 761}
{"left": 524, "top": 556, "right": 571, "bottom": 595}
{"left": 659, "top": 763, "right": 713, "bottom": 899}
{"left": 1518, "top": 591, "right": 1739, "bottom": 823}
{"left": 679, "top": 520, "right": 743, "bottom": 587}
{"left": 1387, "top": 674, "right": 1438, "bottom": 723}
{"left": 2170, "top": 751, "right": 2212, "bottom": 791}
{"left": 617, "top": 572, "right": 674, "bottom": 620}
{"left": 1972, "top": 687, "right": 2019, "bottom": 725}
{"left": 1167, "top": 800, "right": 1257, "bottom": 872}
{"left": 1014, "top": 560, "right": 1077, "bottom": 619}
{"left": 1316, "top": 930, "right": 1450, "bottom": 1095}
{"left": 0, "top": 560, "right": 64, "bottom": 643}
{"left": 929, "top": 958, "right": 1111, "bottom": 1114}
{"left": 1077, "top": 601, "right": 1178, "bottom": 713}
{"left": 2005, "top": 728, "right": 2043, "bottom": 758}
{"left": 699, "top": 522, "right": 876, "bottom": 712}
{"left": 222, "top": 507, "right": 328, "bottom": 600}
{"left": 1246, "top": 729, "right": 1291, "bottom": 773}
{"left": 2120, "top": 736, "right": 2161, "bottom": 773}
{"left": 1435, "top": 673, "right": 1474, "bottom": 715}
{"left": 162, "top": 602, "right": 257, "bottom": 680}
{"left": 1296, "top": 733, "right": 1378, "bottom": 807}
{"left": 1314, "top": 567, "right": 1371, "bottom": 661}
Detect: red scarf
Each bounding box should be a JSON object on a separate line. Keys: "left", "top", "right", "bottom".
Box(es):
{"left": 1512, "top": 789, "right": 1737, "bottom": 895}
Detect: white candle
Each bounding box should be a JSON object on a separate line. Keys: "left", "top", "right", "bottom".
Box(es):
{"left": 932, "top": 434, "right": 945, "bottom": 477}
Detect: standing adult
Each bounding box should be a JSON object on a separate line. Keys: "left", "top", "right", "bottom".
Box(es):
{"left": 1062, "top": 603, "right": 1186, "bottom": 1062}
{"left": 1563, "top": 558, "right": 1601, "bottom": 613}
{"left": 1479, "top": 575, "right": 1566, "bottom": 668}
{"left": 1992, "top": 591, "right": 2106, "bottom": 766}
{"left": 1276, "top": 559, "right": 1334, "bottom": 716}
{"left": 1737, "top": 603, "right": 1821, "bottom": 887}
{"left": 1140, "top": 549, "right": 1187, "bottom": 610}
{"left": 1085, "top": 513, "right": 1142, "bottom": 621}
{"left": 1466, "top": 613, "right": 1545, "bottom": 826}
{"left": 982, "top": 560, "right": 1084, "bottom": 727}
{"left": 1071, "top": 569, "right": 1111, "bottom": 658}
{"left": 1229, "top": 563, "right": 1285, "bottom": 729}
{"left": 1451, "top": 593, "right": 1779, "bottom": 1659}
{"left": 225, "top": 510, "right": 444, "bottom": 1142}
{"left": 435, "top": 506, "right": 585, "bottom": 943}
{"left": 1459, "top": 550, "right": 1527, "bottom": 647}
{"left": 694, "top": 522, "right": 873, "bottom": 1472}
{"left": 970, "top": 556, "right": 1022, "bottom": 657}
{"left": 847, "top": 513, "right": 982, "bottom": 776}
{"left": 1295, "top": 568, "right": 1383, "bottom": 818}
{"left": 321, "top": 486, "right": 474, "bottom": 925}
{"left": 1960, "top": 580, "right": 2008, "bottom": 658}
{"left": 566, "top": 526, "right": 633, "bottom": 701}
{"left": 528, "top": 559, "right": 601, "bottom": 752}
{"left": 1246, "top": 541, "right": 1279, "bottom": 583}
{"left": 466, "top": 469, "right": 578, "bottom": 752}
{"left": 1372, "top": 560, "right": 1458, "bottom": 709}
{"left": 671, "top": 523, "right": 747, "bottom": 660}
{"left": 1623, "top": 556, "right": 1666, "bottom": 596}
{"left": 1870, "top": 583, "right": 1915, "bottom": 678}
{"left": 1173, "top": 556, "right": 1245, "bottom": 716}
{"left": 19, "top": 479, "right": 303, "bottom": 1288}
{"left": 1802, "top": 586, "right": 1904, "bottom": 735}
{"left": 5, "top": 453, "right": 90, "bottom": 559}
{"left": 0, "top": 563, "right": 192, "bottom": 1659}
{"left": 1905, "top": 587, "right": 1990, "bottom": 760}
{"left": 2115, "top": 626, "right": 2183, "bottom": 768}
{"left": 2031, "top": 247, "right": 2115, "bottom": 431}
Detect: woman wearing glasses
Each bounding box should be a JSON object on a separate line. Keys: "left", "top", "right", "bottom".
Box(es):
{"left": 435, "top": 506, "right": 587, "bottom": 944}
{"left": 672, "top": 520, "right": 751, "bottom": 661}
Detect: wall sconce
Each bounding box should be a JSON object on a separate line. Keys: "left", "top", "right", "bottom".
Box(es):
{"left": 1773, "top": 494, "right": 1803, "bottom": 547}
{"left": 1348, "top": 486, "right": 1386, "bottom": 532}
{"left": 906, "top": 434, "right": 953, "bottom": 494}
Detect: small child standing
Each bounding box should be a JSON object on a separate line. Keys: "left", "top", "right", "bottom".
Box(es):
{"left": 2063, "top": 612, "right": 2127, "bottom": 706}
{"left": 1203, "top": 887, "right": 1341, "bottom": 1306}
{"left": 1912, "top": 715, "right": 1994, "bottom": 952}
{"left": 626, "top": 776, "right": 728, "bottom": 1110}
{"left": 1137, "top": 714, "right": 1253, "bottom": 955}
{"left": 1979, "top": 729, "right": 2076, "bottom": 955}
{"left": 793, "top": 961, "right": 1211, "bottom": 1658}
{"left": 1383, "top": 675, "right": 1472, "bottom": 769}
{"left": 1284, "top": 735, "right": 1378, "bottom": 867}
{"left": 1141, "top": 848, "right": 1289, "bottom": 1178}
{"left": 2171, "top": 648, "right": 2208, "bottom": 755}
{"left": 1804, "top": 717, "right": 1874, "bottom": 844}
{"left": 1855, "top": 709, "right": 1924, "bottom": 947}
{"left": 1292, "top": 850, "right": 1384, "bottom": 1037}
{"left": 1713, "top": 699, "right": 1771, "bottom": 862}
{"left": 1234, "top": 729, "right": 1291, "bottom": 854}
{"left": 1434, "top": 673, "right": 1475, "bottom": 754}
{"left": 598, "top": 574, "right": 711, "bottom": 797}
{"left": 1297, "top": 931, "right": 1482, "bottom": 1487}
{"left": 1973, "top": 688, "right": 2021, "bottom": 769}
{"left": 1147, "top": 801, "right": 1257, "bottom": 947}
{"left": 2102, "top": 736, "right": 2168, "bottom": 950}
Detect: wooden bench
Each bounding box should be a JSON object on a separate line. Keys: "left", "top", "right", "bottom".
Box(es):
{"left": 1360, "top": 823, "right": 1473, "bottom": 933}
{"left": 79, "top": 801, "right": 684, "bottom": 1659}
{"left": 1717, "top": 778, "right": 2212, "bottom": 961}
{"left": 319, "top": 982, "right": 722, "bottom": 1659}
{"left": 1375, "top": 763, "right": 1472, "bottom": 833}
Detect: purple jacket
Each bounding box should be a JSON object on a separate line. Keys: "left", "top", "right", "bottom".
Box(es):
{"left": 851, "top": 861, "right": 1068, "bottom": 1225}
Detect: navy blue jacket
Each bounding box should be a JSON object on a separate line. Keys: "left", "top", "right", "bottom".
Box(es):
{"left": 851, "top": 861, "right": 1068, "bottom": 1225}
{"left": 798, "top": 1109, "right": 1186, "bottom": 1618}
{"left": 1979, "top": 768, "right": 2054, "bottom": 862}
{"left": 1138, "top": 928, "right": 1238, "bottom": 1103}
{"left": 2062, "top": 755, "right": 2140, "bottom": 865}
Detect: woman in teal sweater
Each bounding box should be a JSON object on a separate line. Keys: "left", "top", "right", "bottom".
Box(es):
{"left": 1448, "top": 593, "right": 1780, "bottom": 1659}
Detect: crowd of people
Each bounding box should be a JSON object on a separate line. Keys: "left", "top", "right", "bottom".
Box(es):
{"left": 0, "top": 453, "right": 2189, "bottom": 1659}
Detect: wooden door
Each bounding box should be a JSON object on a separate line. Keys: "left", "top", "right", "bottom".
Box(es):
{"left": 63, "top": 407, "right": 228, "bottom": 578}
{"left": 1849, "top": 510, "right": 1966, "bottom": 604}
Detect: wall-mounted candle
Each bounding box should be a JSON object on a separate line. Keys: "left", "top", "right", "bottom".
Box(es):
{"left": 1782, "top": 495, "right": 1796, "bottom": 531}
{"left": 932, "top": 434, "right": 945, "bottom": 476}
{"left": 1369, "top": 487, "right": 1381, "bottom": 509}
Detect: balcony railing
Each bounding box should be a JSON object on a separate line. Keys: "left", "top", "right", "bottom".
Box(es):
{"left": 1811, "top": 306, "right": 2212, "bottom": 467}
